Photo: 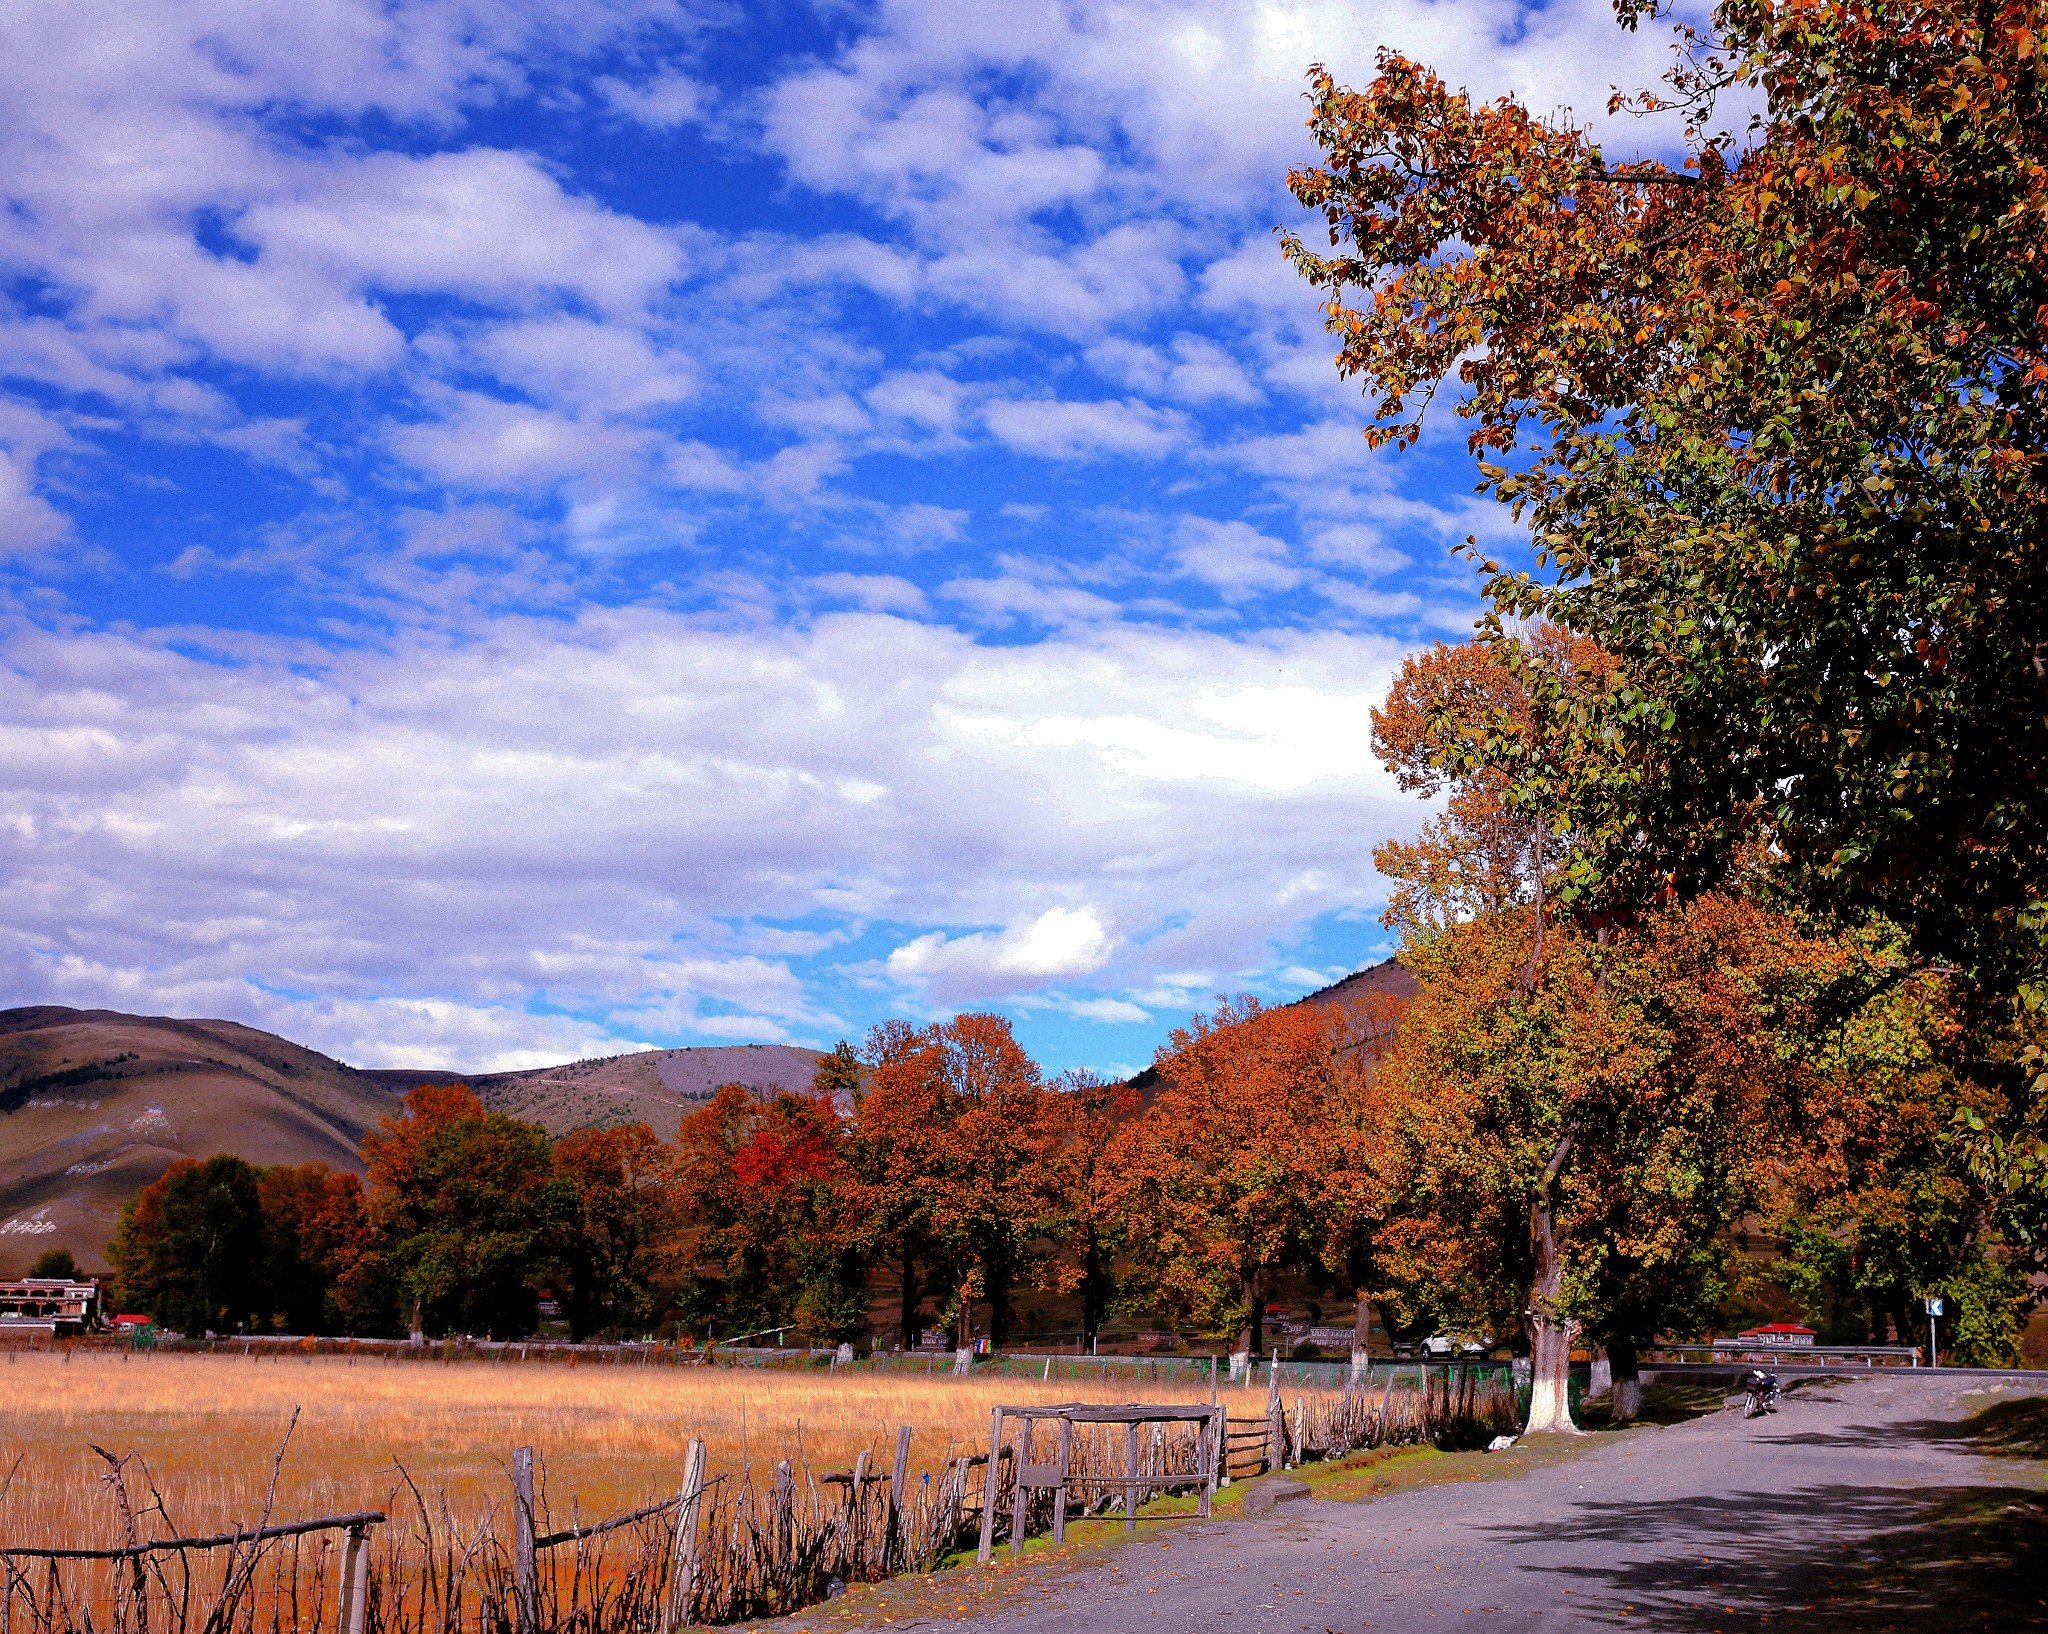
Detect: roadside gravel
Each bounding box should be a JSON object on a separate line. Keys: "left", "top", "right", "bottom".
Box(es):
{"left": 791, "top": 1373, "right": 2047, "bottom": 1634}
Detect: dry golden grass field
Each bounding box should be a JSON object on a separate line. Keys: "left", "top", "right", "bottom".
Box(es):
{"left": 0, "top": 1349, "right": 1229, "bottom": 1551}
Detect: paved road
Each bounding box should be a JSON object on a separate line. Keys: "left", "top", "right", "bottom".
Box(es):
{"left": 823, "top": 1374, "right": 2047, "bottom": 1634}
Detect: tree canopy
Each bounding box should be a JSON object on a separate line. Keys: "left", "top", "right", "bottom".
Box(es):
{"left": 1284, "top": 0, "right": 2048, "bottom": 1004}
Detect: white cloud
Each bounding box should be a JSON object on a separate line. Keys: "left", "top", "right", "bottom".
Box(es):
{"left": 982, "top": 397, "right": 1187, "bottom": 460}
{"left": 1173, "top": 516, "right": 1301, "bottom": 598}
{"left": 809, "top": 573, "right": 930, "bottom": 615}
{"left": 888, "top": 907, "right": 1115, "bottom": 1001}
{"left": 598, "top": 73, "right": 709, "bottom": 130}
{"left": 0, "top": 607, "right": 1417, "bottom": 1059}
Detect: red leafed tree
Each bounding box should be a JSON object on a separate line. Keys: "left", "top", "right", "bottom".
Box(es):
{"left": 1115, "top": 998, "right": 1361, "bottom": 1357}
{"left": 674, "top": 1084, "right": 867, "bottom": 1342}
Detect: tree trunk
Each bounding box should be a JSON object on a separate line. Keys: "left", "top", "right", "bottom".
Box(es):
{"left": 1523, "top": 1199, "right": 1580, "bottom": 1434}
{"left": 1081, "top": 1238, "right": 1108, "bottom": 1353}
{"left": 896, "top": 1247, "right": 921, "bottom": 1349}
{"left": 954, "top": 1282, "right": 974, "bottom": 1350}
{"left": 1352, "top": 1291, "right": 1374, "bottom": 1368}
{"left": 1239, "top": 1260, "right": 1263, "bottom": 1358}
{"left": 1608, "top": 1339, "right": 1642, "bottom": 1423}
{"left": 986, "top": 1263, "right": 1011, "bottom": 1351}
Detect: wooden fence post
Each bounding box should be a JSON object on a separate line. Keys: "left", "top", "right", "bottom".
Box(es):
{"left": 511, "top": 1446, "right": 538, "bottom": 1634}
{"left": 1050, "top": 1417, "right": 1073, "bottom": 1544}
{"left": 975, "top": 1408, "right": 1005, "bottom": 1565}
{"left": 850, "top": 1446, "right": 871, "bottom": 1552}
{"left": 774, "top": 1460, "right": 794, "bottom": 1565}
{"left": 1265, "top": 1357, "right": 1283, "bottom": 1474}
{"left": 1292, "top": 1394, "right": 1306, "bottom": 1467}
{"left": 336, "top": 1523, "right": 370, "bottom": 1634}
{"left": 1007, "top": 1419, "right": 1032, "bottom": 1556}
{"left": 1198, "top": 1409, "right": 1219, "bottom": 1518}
{"left": 1122, "top": 1421, "right": 1141, "bottom": 1533}
{"left": 887, "top": 1424, "right": 912, "bottom": 1566}
{"left": 661, "top": 1438, "right": 707, "bottom": 1634}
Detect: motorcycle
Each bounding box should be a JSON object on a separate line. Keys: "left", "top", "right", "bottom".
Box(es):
{"left": 1742, "top": 1368, "right": 1782, "bottom": 1418}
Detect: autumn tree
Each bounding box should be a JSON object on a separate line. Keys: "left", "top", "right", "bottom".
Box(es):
{"left": 1117, "top": 998, "right": 1355, "bottom": 1357}
{"left": 256, "top": 1162, "right": 374, "bottom": 1335}
{"left": 1299, "top": 987, "right": 1412, "bottom": 1363}
{"left": 1039, "top": 1070, "right": 1139, "bottom": 1353}
{"left": 108, "top": 1154, "right": 269, "bottom": 1335}
{"left": 673, "top": 1084, "right": 867, "bottom": 1342}
{"left": 1386, "top": 895, "right": 1846, "bottom": 1428}
{"left": 1370, "top": 640, "right": 1543, "bottom": 940}
{"left": 811, "top": 1041, "right": 865, "bottom": 1107}
{"left": 1766, "top": 964, "right": 2046, "bottom": 1365}
{"left": 1284, "top": 0, "right": 2048, "bottom": 1005}
{"left": 850, "top": 1014, "right": 1059, "bottom": 1349}
{"left": 552, "top": 1123, "right": 675, "bottom": 1340}
{"left": 361, "top": 1083, "right": 570, "bottom": 1339}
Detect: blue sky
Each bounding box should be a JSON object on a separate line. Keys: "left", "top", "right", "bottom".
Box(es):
{"left": 0, "top": 0, "right": 1691, "bottom": 1075}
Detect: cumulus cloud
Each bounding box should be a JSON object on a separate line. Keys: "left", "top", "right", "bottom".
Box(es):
{"left": 887, "top": 907, "right": 1115, "bottom": 1003}
{"left": 0, "top": 607, "right": 1415, "bottom": 1059}
{"left": 0, "top": 0, "right": 1702, "bottom": 1065}
{"left": 982, "top": 397, "right": 1187, "bottom": 460}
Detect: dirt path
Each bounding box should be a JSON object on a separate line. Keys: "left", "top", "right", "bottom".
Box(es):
{"left": 784, "top": 1374, "right": 2047, "bottom": 1634}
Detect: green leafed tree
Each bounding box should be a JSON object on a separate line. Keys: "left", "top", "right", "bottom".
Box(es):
{"left": 360, "top": 1083, "right": 571, "bottom": 1340}
{"left": 108, "top": 1154, "right": 268, "bottom": 1335}
{"left": 1284, "top": 0, "right": 2048, "bottom": 1008}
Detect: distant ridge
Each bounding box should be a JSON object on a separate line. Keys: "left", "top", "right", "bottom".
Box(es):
{"left": 0, "top": 1009, "right": 836, "bottom": 1271}
{"left": 0, "top": 1005, "right": 397, "bottom": 1271}
{"left": 454, "top": 1043, "right": 835, "bottom": 1130}
{"left": 1120, "top": 955, "right": 1415, "bottom": 1098}
{"left": 1, "top": 963, "right": 1404, "bottom": 1270}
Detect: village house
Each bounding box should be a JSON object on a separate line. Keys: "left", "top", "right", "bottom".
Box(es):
{"left": 0, "top": 1276, "right": 103, "bottom": 1338}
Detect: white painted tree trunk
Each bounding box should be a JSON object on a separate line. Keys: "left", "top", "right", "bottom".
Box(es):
{"left": 1588, "top": 1350, "right": 1612, "bottom": 1398}
{"left": 1608, "top": 1340, "right": 1643, "bottom": 1423}
{"left": 1523, "top": 1200, "right": 1580, "bottom": 1435}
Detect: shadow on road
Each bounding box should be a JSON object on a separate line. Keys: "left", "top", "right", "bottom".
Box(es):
{"left": 1482, "top": 1481, "right": 2048, "bottom": 1630}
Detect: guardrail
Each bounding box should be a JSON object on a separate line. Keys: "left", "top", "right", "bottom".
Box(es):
{"left": 1650, "top": 1343, "right": 1923, "bottom": 1367}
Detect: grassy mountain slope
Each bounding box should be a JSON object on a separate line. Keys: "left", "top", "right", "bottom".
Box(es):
{"left": 461, "top": 1043, "right": 833, "bottom": 1132}
{"left": 0, "top": 1007, "right": 397, "bottom": 1274}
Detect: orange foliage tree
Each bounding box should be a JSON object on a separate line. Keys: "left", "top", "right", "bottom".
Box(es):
{"left": 1763, "top": 961, "right": 2046, "bottom": 1365}
{"left": 1385, "top": 896, "right": 1853, "bottom": 1426}
{"left": 849, "top": 1014, "right": 1061, "bottom": 1348}
{"left": 551, "top": 1122, "right": 675, "bottom": 1341}
{"left": 1284, "top": 0, "right": 2048, "bottom": 1001}
{"left": 1038, "top": 1070, "right": 1139, "bottom": 1353}
{"left": 255, "top": 1161, "right": 373, "bottom": 1334}
{"left": 1116, "top": 998, "right": 1368, "bottom": 1357}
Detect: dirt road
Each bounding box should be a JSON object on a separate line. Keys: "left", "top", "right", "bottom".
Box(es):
{"left": 805, "top": 1374, "right": 2047, "bottom": 1634}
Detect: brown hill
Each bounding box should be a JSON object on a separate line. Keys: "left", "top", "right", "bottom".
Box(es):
{"left": 0, "top": 1006, "right": 399, "bottom": 1274}
{"left": 1289, "top": 955, "right": 1420, "bottom": 1030}
{"left": 0, "top": 1007, "right": 839, "bottom": 1273}
{"left": 456, "top": 1044, "right": 835, "bottom": 1131}
{"left": 1122, "top": 956, "right": 1416, "bottom": 1100}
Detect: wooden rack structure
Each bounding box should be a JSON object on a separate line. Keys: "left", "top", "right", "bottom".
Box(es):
{"left": 974, "top": 1403, "right": 1223, "bottom": 1563}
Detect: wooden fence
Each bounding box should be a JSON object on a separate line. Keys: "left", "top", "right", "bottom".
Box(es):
{"left": 0, "top": 1368, "right": 1518, "bottom": 1632}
